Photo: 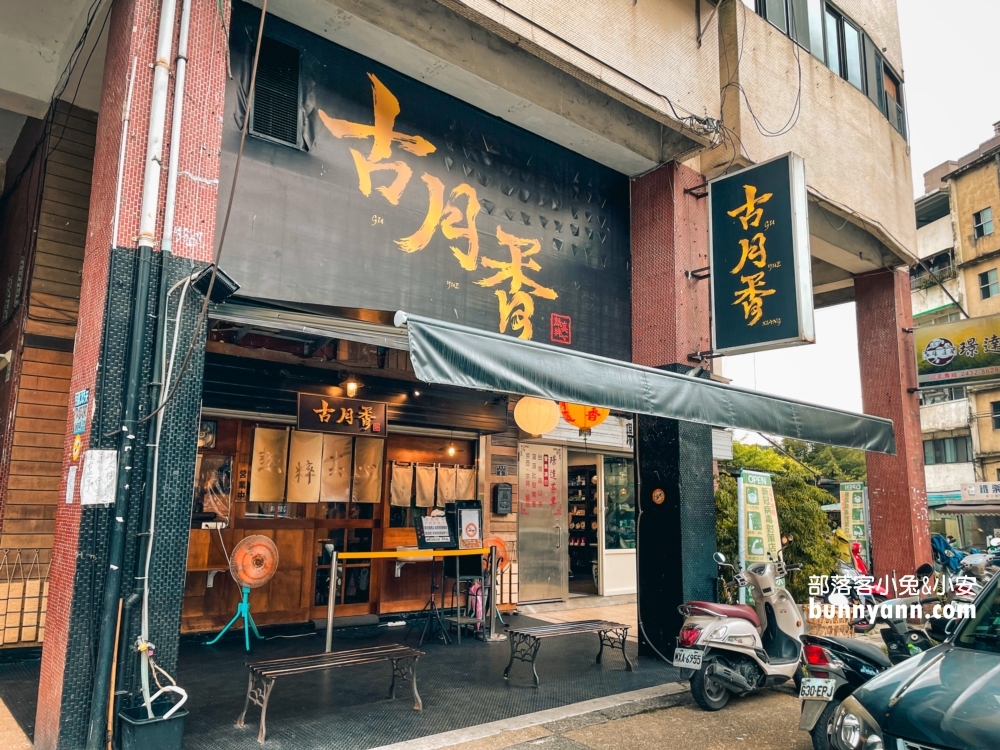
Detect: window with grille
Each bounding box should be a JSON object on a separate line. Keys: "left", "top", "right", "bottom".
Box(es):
{"left": 249, "top": 37, "right": 302, "bottom": 147}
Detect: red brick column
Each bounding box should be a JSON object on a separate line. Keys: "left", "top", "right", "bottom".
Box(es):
{"left": 630, "top": 161, "right": 711, "bottom": 368}
{"left": 35, "top": 0, "right": 226, "bottom": 745}
{"left": 854, "top": 267, "right": 932, "bottom": 582}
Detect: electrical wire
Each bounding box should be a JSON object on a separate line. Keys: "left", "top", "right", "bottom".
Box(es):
{"left": 140, "top": 0, "right": 270, "bottom": 425}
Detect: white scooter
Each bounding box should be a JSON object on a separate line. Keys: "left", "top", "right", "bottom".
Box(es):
{"left": 674, "top": 542, "right": 805, "bottom": 711}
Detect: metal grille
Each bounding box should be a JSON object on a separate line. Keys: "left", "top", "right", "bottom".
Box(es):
{"left": 0, "top": 549, "right": 50, "bottom": 644}
{"left": 250, "top": 37, "right": 301, "bottom": 146}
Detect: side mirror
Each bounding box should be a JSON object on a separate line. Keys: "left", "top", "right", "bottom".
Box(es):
{"left": 713, "top": 552, "right": 726, "bottom": 565}
{"left": 989, "top": 537, "right": 1000, "bottom": 547}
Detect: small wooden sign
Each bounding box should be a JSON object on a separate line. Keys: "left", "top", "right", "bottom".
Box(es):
{"left": 297, "top": 393, "right": 387, "bottom": 437}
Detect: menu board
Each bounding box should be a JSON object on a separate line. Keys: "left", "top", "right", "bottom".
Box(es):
{"left": 518, "top": 445, "right": 563, "bottom": 520}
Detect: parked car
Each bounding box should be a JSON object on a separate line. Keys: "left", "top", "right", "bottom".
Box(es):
{"left": 828, "top": 575, "right": 1000, "bottom": 750}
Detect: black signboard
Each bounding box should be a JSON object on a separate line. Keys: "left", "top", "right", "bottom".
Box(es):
{"left": 221, "top": 3, "right": 631, "bottom": 361}
{"left": 708, "top": 153, "right": 814, "bottom": 354}
{"left": 297, "top": 393, "right": 387, "bottom": 437}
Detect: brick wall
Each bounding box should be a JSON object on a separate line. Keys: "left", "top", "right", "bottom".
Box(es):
{"left": 855, "top": 267, "right": 932, "bottom": 579}
{"left": 630, "top": 161, "right": 710, "bottom": 368}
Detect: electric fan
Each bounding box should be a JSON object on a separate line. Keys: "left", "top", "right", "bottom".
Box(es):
{"left": 206, "top": 535, "right": 278, "bottom": 652}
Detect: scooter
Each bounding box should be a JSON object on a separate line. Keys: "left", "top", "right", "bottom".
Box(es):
{"left": 798, "top": 595, "right": 939, "bottom": 750}
{"left": 675, "top": 542, "right": 804, "bottom": 711}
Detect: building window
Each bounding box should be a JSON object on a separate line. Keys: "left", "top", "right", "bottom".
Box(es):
{"left": 993, "top": 402, "right": 1000, "bottom": 430}
{"left": 249, "top": 37, "right": 302, "bottom": 148}
{"left": 980, "top": 269, "right": 999, "bottom": 300}
{"left": 923, "top": 436, "right": 972, "bottom": 465}
{"left": 753, "top": 1, "right": 905, "bottom": 138}
{"left": 974, "top": 208, "right": 994, "bottom": 239}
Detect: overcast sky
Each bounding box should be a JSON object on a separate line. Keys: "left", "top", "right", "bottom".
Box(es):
{"left": 720, "top": 1, "right": 998, "bottom": 427}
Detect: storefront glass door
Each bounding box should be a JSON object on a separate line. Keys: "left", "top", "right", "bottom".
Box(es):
{"left": 517, "top": 443, "right": 568, "bottom": 603}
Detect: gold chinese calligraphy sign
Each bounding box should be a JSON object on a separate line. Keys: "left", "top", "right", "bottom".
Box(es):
{"left": 708, "top": 153, "right": 814, "bottom": 355}
{"left": 297, "top": 393, "right": 388, "bottom": 438}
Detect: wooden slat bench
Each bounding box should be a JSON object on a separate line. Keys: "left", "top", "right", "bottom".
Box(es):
{"left": 503, "top": 620, "right": 633, "bottom": 687}
{"left": 236, "top": 644, "right": 424, "bottom": 743}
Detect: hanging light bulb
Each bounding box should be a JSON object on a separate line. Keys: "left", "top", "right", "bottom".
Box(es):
{"left": 447, "top": 443, "right": 457, "bottom": 457}
{"left": 339, "top": 375, "right": 362, "bottom": 398}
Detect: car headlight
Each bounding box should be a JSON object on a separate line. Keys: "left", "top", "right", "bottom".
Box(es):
{"left": 831, "top": 696, "right": 883, "bottom": 750}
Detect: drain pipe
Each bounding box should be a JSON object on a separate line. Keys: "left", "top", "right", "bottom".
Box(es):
{"left": 160, "top": 0, "right": 191, "bottom": 255}
{"left": 86, "top": 0, "right": 179, "bottom": 746}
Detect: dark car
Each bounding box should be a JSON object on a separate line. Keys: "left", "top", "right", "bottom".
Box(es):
{"left": 829, "top": 578, "right": 1000, "bottom": 750}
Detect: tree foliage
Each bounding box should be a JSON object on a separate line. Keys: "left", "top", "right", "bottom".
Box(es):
{"left": 715, "top": 473, "right": 837, "bottom": 603}
{"left": 781, "top": 439, "right": 867, "bottom": 482}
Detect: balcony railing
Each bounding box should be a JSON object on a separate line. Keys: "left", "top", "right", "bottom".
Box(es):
{"left": 911, "top": 264, "right": 957, "bottom": 291}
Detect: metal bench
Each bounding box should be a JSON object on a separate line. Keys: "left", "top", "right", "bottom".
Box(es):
{"left": 237, "top": 644, "right": 424, "bottom": 743}
{"left": 503, "top": 620, "right": 633, "bottom": 687}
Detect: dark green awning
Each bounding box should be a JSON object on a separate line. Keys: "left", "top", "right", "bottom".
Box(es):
{"left": 395, "top": 312, "right": 895, "bottom": 454}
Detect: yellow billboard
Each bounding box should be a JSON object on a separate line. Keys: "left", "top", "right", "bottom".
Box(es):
{"left": 915, "top": 316, "right": 1000, "bottom": 386}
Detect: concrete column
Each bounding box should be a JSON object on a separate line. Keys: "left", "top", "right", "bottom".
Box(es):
{"left": 630, "top": 162, "right": 716, "bottom": 656}
{"left": 854, "top": 267, "right": 932, "bottom": 582}
{"left": 35, "top": 0, "right": 226, "bottom": 745}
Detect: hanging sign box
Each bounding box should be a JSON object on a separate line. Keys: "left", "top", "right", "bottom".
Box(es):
{"left": 297, "top": 393, "right": 388, "bottom": 437}
{"left": 709, "top": 153, "right": 814, "bottom": 355}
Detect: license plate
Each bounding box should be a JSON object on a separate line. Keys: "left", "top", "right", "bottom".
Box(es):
{"left": 673, "top": 648, "right": 703, "bottom": 669}
{"left": 799, "top": 677, "right": 836, "bottom": 701}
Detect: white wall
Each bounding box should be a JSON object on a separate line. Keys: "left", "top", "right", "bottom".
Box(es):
{"left": 920, "top": 399, "right": 971, "bottom": 433}
{"left": 924, "top": 462, "right": 975, "bottom": 493}
{"left": 917, "top": 216, "right": 954, "bottom": 259}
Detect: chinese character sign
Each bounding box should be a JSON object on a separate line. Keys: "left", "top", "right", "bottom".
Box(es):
{"left": 297, "top": 393, "right": 387, "bottom": 437}
{"left": 709, "top": 154, "right": 814, "bottom": 354}
{"left": 739, "top": 470, "right": 781, "bottom": 564}
{"left": 219, "top": 6, "right": 631, "bottom": 361}
{"left": 839, "top": 482, "right": 869, "bottom": 567}
{"left": 914, "top": 315, "right": 1000, "bottom": 386}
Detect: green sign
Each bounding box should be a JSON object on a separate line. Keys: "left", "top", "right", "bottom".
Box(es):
{"left": 839, "top": 482, "right": 869, "bottom": 565}
{"left": 709, "top": 153, "right": 814, "bottom": 354}
{"left": 740, "top": 470, "right": 781, "bottom": 564}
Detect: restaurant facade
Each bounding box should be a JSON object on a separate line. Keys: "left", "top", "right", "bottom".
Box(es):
{"left": 0, "top": 0, "right": 929, "bottom": 748}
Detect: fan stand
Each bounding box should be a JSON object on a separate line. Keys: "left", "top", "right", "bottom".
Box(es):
{"left": 206, "top": 586, "right": 263, "bottom": 652}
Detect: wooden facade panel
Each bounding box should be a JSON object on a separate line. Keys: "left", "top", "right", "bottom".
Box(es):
{"left": 44, "top": 149, "right": 94, "bottom": 173}
{"left": 15, "top": 401, "right": 68, "bottom": 421}
{"left": 28, "top": 292, "right": 79, "bottom": 314}
{"left": 38, "top": 211, "right": 88, "bottom": 238}
{"left": 6, "top": 490, "right": 59, "bottom": 505}
{"left": 35, "top": 222, "right": 87, "bottom": 246}
{"left": 18, "top": 375, "right": 71, "bottom": 393}
{"left": 29, "top": 277, "right": 81, "bottom": 300}
{"left": 20, "top": 360, "right": 73, "bottom": 379}
{"left": 34, "top": 253, "right": 83, "bottom": 274}
{"left": 2, "top": 505, "right": 58, "bottom": 521}
{"left": 23, "top": 348, "right": 73, "bottom": 366}
{"left": 46, "top": 137, "right": 94, "bottom": 160}
{"left": 40, "top": 174, "right": 90, "bottom": 199}
{"left": 24, "top": 319, "right": 77, "bottom": 339}
{"left": 2, "top": 519, "right": 55, "bottom": 536}
{"left": 40, "top": 198, "right": 89, "bottom": 223}
{"left": 12, "top": 417, "right": 66, "bottom": 435}
{"left": 0, "top": 534, "right": 54, "bottom": 549}
{"left": 33, "top": 265, "right": 82, "bottom": 287}
{"left": 11, "top": 446, "right": 63, "bottom": 463}
{"left": 45, "top": 161, "right": 93, "bottom": 185}
{"left": 35, "top": 239, "right": 85, "bottom": 261}
{"left": 12, "top": 428, "right": 66, "bottom": 448}
{"left": 9, "top": 460, "right": 62, "bottom": 477}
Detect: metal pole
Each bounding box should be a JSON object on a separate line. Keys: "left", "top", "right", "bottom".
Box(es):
{"left": 737, "top": 474, "right": 746, "bottom": 605}
{"left": 325, "top": 551, "right": 338, "bottom": 652}
{"left": 485, "top": 545, "right": 506, "bottom": 642}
